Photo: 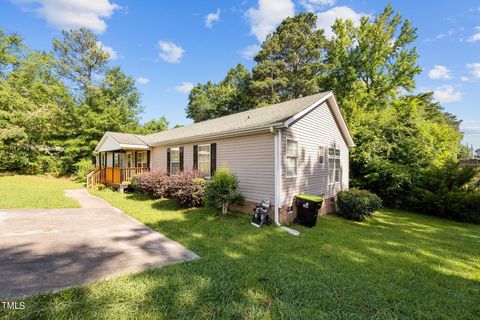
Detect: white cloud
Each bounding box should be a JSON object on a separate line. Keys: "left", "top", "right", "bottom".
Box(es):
{"left": 205, "top": 9, "right": 220, "bottom": 28}
{"left": 428, "top": 65, "right": 451, "bottom": 80}
{"left": 460, "top": 76, "right": 469, "bottom": 82}
{"left": 432, "top": 85, "right": 464, "bottom": 103}
{"left": 158, "top": 41, "right": 185, "bottom": 63}
{"left": 461, "top": 121, "right": 480, "bottom": 136}
{"left": 13, "top": 0, "right": 118, "bottom": 33}
{"left": 316, "top": 6, "right": 369, "bottom": 38}
{"left": 466, "top": 63, "right": 480, "bottom": 78}
{"left": 241, "top": 44, "right": 261, "bottom": 60}
{"left": 301, "top": 0, "right": 335, "bottom": 12}
{"left": 467, "top": 26, "right": 480, "bottom": 42}
{"left": 135, "top": 77, "right": 149, "bottom": 85}
{"left": 246, "top": 0, "right": 295, "bottom": 42}
{"left": 175, "top": 82, "right": 194, "bottom": 93}
{"left": 96, "top": 41, "right": 117, "bottom": 60}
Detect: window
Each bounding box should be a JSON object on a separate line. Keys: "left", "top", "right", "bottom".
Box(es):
{"left": 126, "top": 152, "right": 132, "bottom": 168}
{"left": 286, "top": 139, "right": 298, "bottom": 177}
{"left": 101, "top": 153, "right": 105, "bottom": 167}
{"left": 170, "top": 148, "right": 180, "bottom": 175}
{"left": 328, "top": 147, "right": 341, "bottom": 184}
{"left": 318, "top": 146, "right": 325, "bottom": 165}
{"left": 198, "top": 144, "right": 211, "bottom": 176}
{"left": 136, "top": 151, "right": 148, "bottom": 168}
{"left": 114, "top": 153, "right": 124, "bottom": 167}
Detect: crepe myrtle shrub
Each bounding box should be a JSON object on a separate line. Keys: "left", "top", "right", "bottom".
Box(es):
{"left": 337, "top": 188, "right": 383, "bottom": 221}
{"left": 131, "top": 170, "right": 170, "bottom": 198}
{"left": 168, "top": 170, "right": 206, "bottom": 208}
{"left": 204, "top": 166, "right": 245, "bottom": 214}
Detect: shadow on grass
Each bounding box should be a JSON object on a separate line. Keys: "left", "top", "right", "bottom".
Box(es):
{"left": 3, "top": 197, "right": 480, "bottom": 319}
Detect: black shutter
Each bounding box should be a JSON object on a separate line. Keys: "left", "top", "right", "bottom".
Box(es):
{"left": 179, "top": 147, "right": 184, "bottom": 171}
{"left": 147, "top": 150, "right": 150, "bottom": 168}
{"left": 193, "top": 145, "right": 198, "bottom": 170}
{"left": 210, "top": 143, "right": 216, "bottom": 177}
{"left": 167, "top": 148, "right": 171, "bottom": 174}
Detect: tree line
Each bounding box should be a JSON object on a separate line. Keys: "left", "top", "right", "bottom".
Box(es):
{"left": 186, "top": 5, "right": 474, "bottom": 208}
{"left": 0, "top": 28, "right": 168, "bottom": 175}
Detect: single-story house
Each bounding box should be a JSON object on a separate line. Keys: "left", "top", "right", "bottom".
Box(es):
{"left": 91, "top": 91, "right": 355, "bottom": 223}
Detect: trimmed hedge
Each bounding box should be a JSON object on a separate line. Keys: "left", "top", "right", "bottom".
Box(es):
{"left": 337, "top": 188, "right": 383, "bottom": 221}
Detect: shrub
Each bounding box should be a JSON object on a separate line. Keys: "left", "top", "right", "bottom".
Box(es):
{"left": 75, "top": 158, "right": 94, "bottom": 182}
{"left": 337, "top": 188, "right": 383, "bottom": 221}
{"left": 204, "top": 166, "right": 245, "bottom": 214}
{"left": 133, "top": 170, "right": 170, "bottom": 197}
{"left": 405, "top": 161, "right": 480, "bottom": 223}
{"left": 168, "top": 171, "right": 206, "bottom": 208}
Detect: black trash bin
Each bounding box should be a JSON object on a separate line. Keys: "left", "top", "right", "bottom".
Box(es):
{"left": 295, "top": 194, "right": 323, "bottom": 227}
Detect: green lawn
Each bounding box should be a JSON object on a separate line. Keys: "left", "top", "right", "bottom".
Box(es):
{"left": 2, "top": 188, "right": 480, "bottom": 319}
{"left": 0, "top": 175, "right": 82, "bottom": 209}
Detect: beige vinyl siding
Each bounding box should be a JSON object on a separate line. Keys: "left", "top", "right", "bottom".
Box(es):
{"left": 150, "top": 133, "right": 275, "bottom": 203}
{"left": 281, "top": 101, "right": 349, "bottom": 207}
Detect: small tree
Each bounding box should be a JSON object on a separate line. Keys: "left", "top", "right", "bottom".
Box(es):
{"left": 204, "top": 167, "right": 244, "bottom": 214}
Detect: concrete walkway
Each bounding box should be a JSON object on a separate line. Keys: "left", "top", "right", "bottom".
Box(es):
{"left": 0, "top": 189, "right": 198, "bottom": 299}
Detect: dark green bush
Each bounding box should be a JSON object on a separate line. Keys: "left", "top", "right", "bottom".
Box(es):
{"left": 337, "top": 188, "right": 383, "bottom": 221}
{"left": 405, "top": 162, "right": 480, "bottom": 224}
{"left": 204, "top": 167, "right": 244, "bottom": 214}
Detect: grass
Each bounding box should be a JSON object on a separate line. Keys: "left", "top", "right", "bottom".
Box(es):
{"left": 2, "top": 188, "right": 480, "bottom": 319}
{"left": 0, "top": 175, "right": 82, "bottom": 209}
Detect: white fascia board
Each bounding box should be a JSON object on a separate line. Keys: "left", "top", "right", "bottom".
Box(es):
{"left": 118, "top": 144, "right": 150, "bottom": 150}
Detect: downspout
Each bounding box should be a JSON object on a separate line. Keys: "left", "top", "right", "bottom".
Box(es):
{"left": 270, "top": 126, "right": 281, "bottom": 226}
{"left": 270, "top": 126, "right": 300, "bottom": 235}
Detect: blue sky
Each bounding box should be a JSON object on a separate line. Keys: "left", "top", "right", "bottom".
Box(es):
{"left": 1, "top": 0, "right": 479, "bottom": 149}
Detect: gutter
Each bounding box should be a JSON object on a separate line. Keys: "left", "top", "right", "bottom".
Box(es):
{"left": 270, "top": 126, "right": 300, "bottom": 236}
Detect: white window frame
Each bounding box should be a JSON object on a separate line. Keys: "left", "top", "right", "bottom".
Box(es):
{"left": 318, "top": 145, "right": 325, "bottom": 165}
{"left": 136, "top": 151, "right": 148, "bottom": 168}
{"left": 198, "top": 144, "right": 211, "bottom": 177}
{"left": 286, "top": 138, "right": 298, "bottom": 178}
{"left": 170, "top": 147, "right": 180, "bottom": 175}
{"left": 328, "top": 147, "right": 341, "bottom": 185}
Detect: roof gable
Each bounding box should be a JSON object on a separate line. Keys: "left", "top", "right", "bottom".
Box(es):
{"left": 95, "top": 132, "right": 149, "bottom": 152}
{"left": 284, "top": 93, "right": 354, "bottom": 147}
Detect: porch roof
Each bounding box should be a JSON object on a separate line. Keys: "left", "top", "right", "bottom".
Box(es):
{"left": 95, "top": 132, "right": 149, "bottom": 152}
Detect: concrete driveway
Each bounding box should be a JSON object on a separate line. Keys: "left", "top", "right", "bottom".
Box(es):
{"left": 0, "top": 189, "right": 198, "bottom": 299}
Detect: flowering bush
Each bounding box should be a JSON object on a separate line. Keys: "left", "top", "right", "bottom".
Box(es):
{"left": 168, "top": 171, "right": 206, "bottom": 208}
{"left": 133, "top": 169, "right": 206, "bottom": 208}
{"left": 132, "top": 170, "right": 170, "bottom": 198}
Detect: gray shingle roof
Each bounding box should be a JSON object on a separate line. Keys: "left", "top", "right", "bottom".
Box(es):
{"left": 142, "top": 92, "right": 331, "bottom": 145}
{"left": 106, "top": 131, "right": 148, "bottom": 146}
{"left": 104, "top": 92, "right": 336, "bottom": 147}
